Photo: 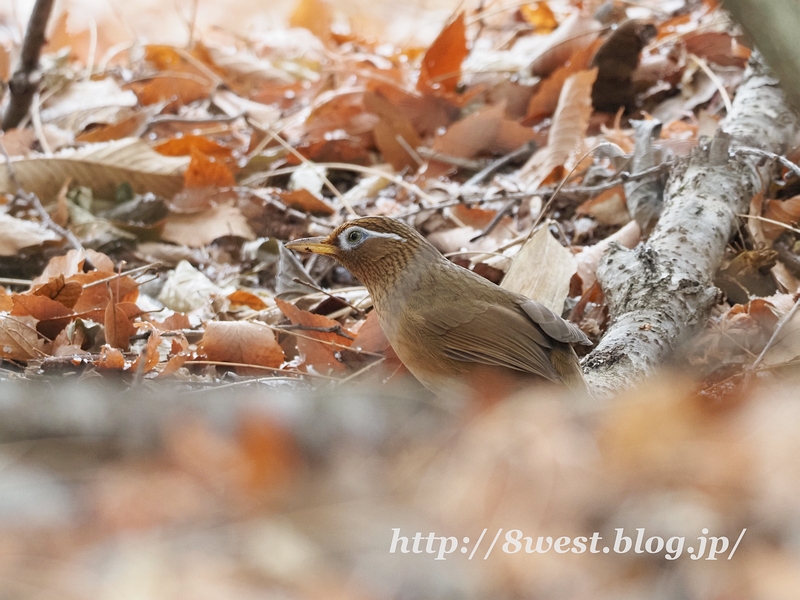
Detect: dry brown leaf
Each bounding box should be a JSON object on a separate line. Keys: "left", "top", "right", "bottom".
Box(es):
{"left": 0, "top": 128, "right": 37, "bottom": 157}
{"left": 763, "top": 195, "right": 800, "bottom": 241}
{"left": 155, "top": 135, "right": 233, "bottom": 158}
{"left": 684, "top": 31, "right": 751, "bottom": 67}
{"left": 96, "top": 345, "right": 126, "bottom": 370}
{"left": 75, "top": 108, "right": 152, "bottom": 143}
{"left": 277, "top": 189, "right": 336, "bottom": 217}
{"left": 227, "top": 290, "right": 268, "bottom": 311}
{"left": 71, "top": 272, "right": 139, "bottom": 313}
{"left": 154, "top": 313, "right": 192, "bottom": 331}
{"left": 351, "top": 310, "right": 390, "bottom": 354}
{"left": 529, "top": 12, "right": 601, "bottom": 77}
{"left": 526, "top": 40, "right": 599, "bottom": 122}
{"left": 0, "top": 288, "right": 11, "bottom": 312}
{"left": 127, "top": 76, "right": 212, "bottom": 111}
{"left": 576, "top": 185, "right": 630, "bottom": 225}
{"left": 502, "top": 225, "right": 576, "bottom": 313}
{"left": 275, "top": 298, "right": 352, "bottom": 374}
{"left": 0, "top": 213, "right": 61, "bottom": 256}
{"left": 365, "top": 90, "right": 424, "bottom": 171}
{"left": 130, "top": 329, "right": 162, "bottom": 374}
{"left": 417, "top": 12, "right": 468, "bottom": 97}
{"left": 424, "top": 102, "right": 536, "bottom": 179}
{"left": 518, "top": 3, "right": 559, "bottom": 31}
{"left": 0, "top": 138, "right": 189, "bottom": 201}
{"left": 0, "top": 315, "right": 44, "bottom": 361}
{"left": 104, "top": 301, "right": 142, "bottom": 350}
{"left": 521, "top": 68, "right": 598, "bottom": 188}
{"left": 33, "top": 275, "right": 82, "bottom": 309}
{"left": 184, "top": 148, "right": 236, "bottom": 189}
{"left": 289, "top": 0, "right": 333, "bottom": 42}
{"left": 161, "top": 202, "right": 256, "bottom": 247}
{"left": 11, "top": 295, "right": 73, "bottom": 339}
{"left": 199, "top": 321, "right": 284, "bottom": 371}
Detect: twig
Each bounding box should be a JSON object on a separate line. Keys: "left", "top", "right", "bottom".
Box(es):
{"left": 1, "top": 0, "right": 55, "bottom": 130}
{"left": 276, "top": 323, "right": 355, "bottom": 341}
{"left": 292, "top": 277, "right": 367, "bottom": 317}
{"left": 465, "top": 140, "right": 538, "bottom": 187}
{"left": 731, "top": 147, "right": 800, "bottom": 179}
{"left": 469, "top": 198, "right": 518, "bottom": 242}
{"left": 416, "top": 147, "right": 485, "bottom": 170}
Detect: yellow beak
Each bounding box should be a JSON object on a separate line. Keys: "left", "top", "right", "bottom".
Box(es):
{"left": 284, "top": 237, "right": 338, "bottom": 256}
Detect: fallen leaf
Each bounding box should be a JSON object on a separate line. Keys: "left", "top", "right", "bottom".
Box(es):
{"left": 275, "top": 298, "right": 352, "bottom": 374}
{"left": 96, "top": 345, "right": 126, "bottom": 370}
{"left": 417, "top": 12, "right": 468, "bottom": 97}
{"left": 130, "top": 329, "right": 162, "bottom": 373}
{"left": 521, "top": 68, "right": 598, "bottom": 188}
{"left": 11, "top": 295, "right": 73, "bottom": 339}
{"left": 529, "top": 12, "right": 601, "bottom": 77}
{"left": 155, "top": 135, "right": 234, "bottom": 158}
{"left": 161, "top": 202, "right": 255, "bottom": 247}
{"left": 518, "top": 3, "right": 559, "bottom": 31}
{"left": 0, "top": 213, "right": 61, "bottom": 256}
{"left": 199, "top": 321, "right": 285, "bottom": 371}
{"left": 289, "top": 0, "right": 333, "bottom": 42}
{"left": 184, "top": 147, "right": 236, "bottom": 189}
{"left": 0, "top": 138, "right": 189, "bottom": 201}
{"left": 104, "top": 301, "right": 142, "bottom": 350}
{"left": 0, "top": 315, "right": 44, "bottom": 360}
{"left": 277, "top": 189, "right": 336, "bottom": 216}
{"left": 33, "top": 275, "right": 82, "bottom": 309}
{"left": 576, "top": 185, "right": 630, "bottom": 225}
{"left": 227, "top": 290, "right": 268, "bottom": 311}
{"left": 502, "top": 225, "right": 577, "bottom": 313}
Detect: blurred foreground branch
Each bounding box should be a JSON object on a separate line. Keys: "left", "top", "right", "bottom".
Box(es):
{"left": 724, "top": 0, "right": 800, "bottom": 112}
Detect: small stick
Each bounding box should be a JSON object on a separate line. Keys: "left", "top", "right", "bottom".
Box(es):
{"left": 1, "top": 0, "right": 55, "bottom": 130}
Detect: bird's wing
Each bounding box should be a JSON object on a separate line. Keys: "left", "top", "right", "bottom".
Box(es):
{"left": 421, "top": 301, "right": 563, "bottom": 382}
{"left": 518, "top": 299, "right": 593, "bottom": 345}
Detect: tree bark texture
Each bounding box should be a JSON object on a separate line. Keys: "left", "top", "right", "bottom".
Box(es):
{"left": 583, "top": 56, "right": 800, "bottom": 397}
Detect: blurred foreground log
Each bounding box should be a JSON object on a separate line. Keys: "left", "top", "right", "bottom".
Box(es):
{"left": 583, "top": 55, "right": 800, "bottom": 397}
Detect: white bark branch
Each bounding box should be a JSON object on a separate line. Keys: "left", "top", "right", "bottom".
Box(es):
{"left": 583, "top": 56, "right": 800, "bottom": 397}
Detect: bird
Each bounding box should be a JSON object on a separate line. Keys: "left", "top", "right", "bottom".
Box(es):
{"left": 285, "top": 216, "right": 591, "bottom": 395}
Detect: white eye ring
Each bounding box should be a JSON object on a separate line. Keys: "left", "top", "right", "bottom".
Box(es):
{"left": 347, "top": 229, "right": 363, "bottom": 244}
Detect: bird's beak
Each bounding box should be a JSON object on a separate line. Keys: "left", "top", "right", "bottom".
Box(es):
{"left": 284, "top": 236, "right": 338, "bottom": 256}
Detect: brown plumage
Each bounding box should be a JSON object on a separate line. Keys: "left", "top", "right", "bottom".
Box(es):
{"left": 285, "top": 216, "right": 591, "bottom": 394}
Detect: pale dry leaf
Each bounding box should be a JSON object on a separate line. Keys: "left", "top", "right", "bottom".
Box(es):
{"left": 529, "top": 12, "right": 601, "bottom": 77}
{"left": 0, "top": 212, "right": 61, "bottom": 256}
{"left": 158, "top": 260, "right": 229, "bottom": 313}
{"left": 161, "top": 202, "right": 256, "bottom": 247}
{"left": 521, "top": 68, "right": 598, "bottom": 189}
{"left": 200, "top": 321, "right": 284, "bottom": 369}
{"left": 502, "top": 225, "right": 576, "bottom": 313}
{"left": 576, "top": 186, "right": 631, "bottom": 226}
{"left": 41, "top": 79, "right": 138, "bottom": 132}
{"left": 0, "top": 138, "right": 189, "bottom": 201}
{"left": 0, "top": 315, "right": 44, "bottom": 360}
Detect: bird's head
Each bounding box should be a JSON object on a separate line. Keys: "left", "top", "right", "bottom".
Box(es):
{"left": 285, "top": 216, "right": 433, "bottom": 290}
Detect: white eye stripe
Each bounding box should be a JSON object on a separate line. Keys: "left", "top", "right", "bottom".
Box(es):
{"left": 339, "top": 227, "right": 406, "bottom": 245}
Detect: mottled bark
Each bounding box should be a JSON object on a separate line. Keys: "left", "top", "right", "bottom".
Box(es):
{"left": 583, "top": 56, "right": 800, "bottom": 397}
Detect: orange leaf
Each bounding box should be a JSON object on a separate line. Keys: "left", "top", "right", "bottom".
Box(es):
{"left": 155, "top": 135, "right": 233, "bottom": 158}
{"left": 32, "top": 275, "right": 82, "bottom": 309}
{"left": 417, "top": 12, "right": 468, "bottom": 96}
{"left": 763, "top": 195, "right": 800, "bottom": 241}
{"left": 130, "top": 329, "right": 162, "bottom": 373}
{"left": 104, "top": 301, "right": 142, "bottom": 350}
{"left": 11, "top": 295, "right": 73, "bottom": 339}
{"left": 96, "top": 345, "right": 126, "bottom": 370}
{"left": 184, "top": 147, "right": 236, "bottom": 189}
{"left": 199, "top": 321, "right": 284, "bottom": 372}
{"left": 521, "top": 68, "right": 598, "bottom": 188}
{"left": 289, "top": 0, "right": 333, "bottom": 42}
{"left": 278, "top": 189, "right": 336, "bottom": 217}
{"left": 576, "top": 186, "right": 630, "bottom": 225}
{"left": 351, "top": 310, "right": 390, "bottom": 354}
{"left": 0, "top": 288, "right": 11, "bottom": 312}
{"left": 227, "top": 290, "right": 268, "bottom": 311}
{"left": 155, "top": 313, "right": 192, "bottom": 331}
{"left": 275, "top": 298, "right": 352, "bottom": 374}
{"left": 519, "top": 3, "right": 559, "bottom": 31}
{"left": 526, "top": 40, "right": 599, "bottom": 122}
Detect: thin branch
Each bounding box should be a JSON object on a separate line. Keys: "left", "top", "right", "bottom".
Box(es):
{"left": 2, "top": 0, "right": 55, "bottom": 130}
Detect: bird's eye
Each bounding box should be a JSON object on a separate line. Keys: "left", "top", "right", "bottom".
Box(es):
{"left": 347, "top": 230, "right": 363, "bottom": 244}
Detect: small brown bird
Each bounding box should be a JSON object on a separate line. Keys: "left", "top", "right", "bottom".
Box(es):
{"left": 285, "top": 217, "right": 591, "bottom": 394}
